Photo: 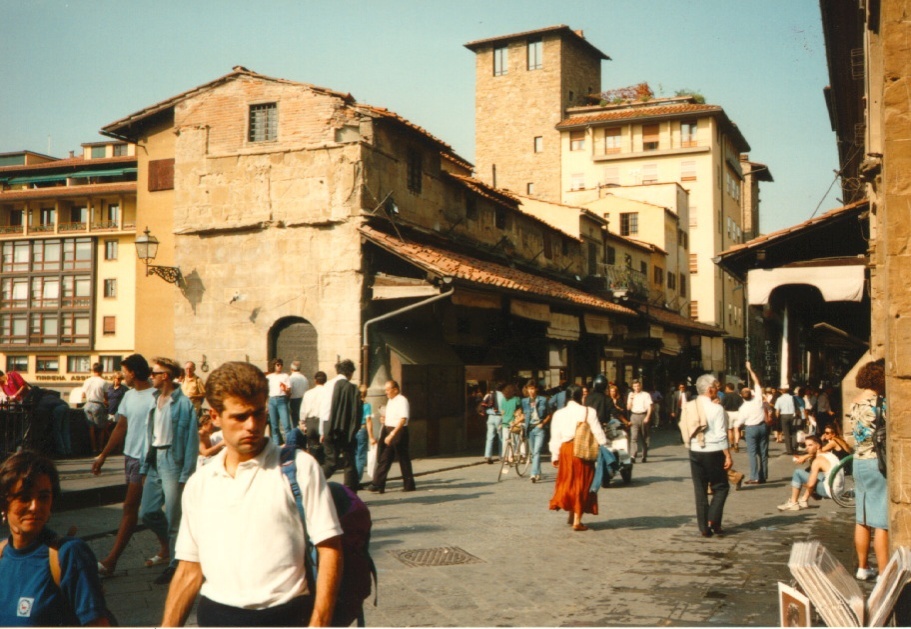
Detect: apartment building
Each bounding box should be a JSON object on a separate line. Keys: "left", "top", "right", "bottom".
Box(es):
{"left": 0, "top": 142, "right": 138, "bottom": 390}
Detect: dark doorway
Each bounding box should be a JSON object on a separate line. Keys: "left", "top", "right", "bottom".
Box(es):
{"left": 269, "top": 317, "right": 318, "bottom": 377}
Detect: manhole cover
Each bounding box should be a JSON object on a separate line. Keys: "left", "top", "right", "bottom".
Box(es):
{"left": 389, "top": 546, "right": 484, "bottom": 567}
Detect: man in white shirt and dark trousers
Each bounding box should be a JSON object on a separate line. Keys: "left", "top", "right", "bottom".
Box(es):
{"left": 288, "top": 361, "right": 309, "bottom": 429}
{"left": 626, "top": 380, "right": 653, "bottom": 462}
{"left": 162, "top": 361, "right": 342, "bottom": 627}
{"left": 774, "top": 385, "right": 797, "bottom": 455}
{"left": 367, "top": 380, "right": 416, "bottom": 494}
{"left": 740, "top": 361, "right": 770, "bottom": 485}
{"left": 681, "top": 373, "right": 733, "bottom": 537}
{"left": 82, "top": 362, "right": 110, "bottom": 454}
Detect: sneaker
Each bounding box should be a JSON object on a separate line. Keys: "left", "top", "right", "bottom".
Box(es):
{"left": 154, "top": 565, "right": 176, "bottom": 585}
{"left": 856, "top": 567, "right": 877, "bottom": 581}
{"left": 530, "top": 475, "right": 537, "bottom": 483}
{"left": 797, "top": 500, "right": 809, "bottom": 509}
{"left": 777, "top": 500, "right": 800, "bottom": 511}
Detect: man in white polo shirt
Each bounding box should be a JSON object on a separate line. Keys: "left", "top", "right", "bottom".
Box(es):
{"left": 626, "top": 380, "right": 653, "bottom": 463}
{"left": 162, "top": 361, "right": 342, "bottom": 627}
{"left": 367, "top": 380, "right": 416, "bottom": 494}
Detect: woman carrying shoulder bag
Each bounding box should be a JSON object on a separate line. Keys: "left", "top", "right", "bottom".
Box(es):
{"left": 548, "top": 385, "right": 608, "bottom": 531}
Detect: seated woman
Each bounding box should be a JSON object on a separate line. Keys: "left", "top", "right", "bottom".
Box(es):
{"left": 0, "top": 451, "right": 111, "bottom": 626}
{"left": 820, "top": 425, "right": 853, "bottom": 460}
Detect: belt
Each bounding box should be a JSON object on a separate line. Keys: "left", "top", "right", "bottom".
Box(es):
{"left": 153, "top": 445, "right": 171, "bottom": 449}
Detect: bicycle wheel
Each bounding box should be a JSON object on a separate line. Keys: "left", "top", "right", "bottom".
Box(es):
{"left": 498, "top": 441, "right": 514, "bottom": 482}
{"left": 829, "top": 454, "right": 855, "bottom": 508}
{"left": 515, "top": 435, "right": 531, "bottom": 477}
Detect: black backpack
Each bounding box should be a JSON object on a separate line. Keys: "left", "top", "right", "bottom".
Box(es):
{"left": 280, "top": 432, "right": 377, "bottom": 626}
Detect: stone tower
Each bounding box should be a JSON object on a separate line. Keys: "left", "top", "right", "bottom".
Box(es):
{"left": 465, "top": 25, "right": 609, "bottom": 201}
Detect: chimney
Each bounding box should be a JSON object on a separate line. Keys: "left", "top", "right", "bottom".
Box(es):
{"left": 68, "top": 151, "right": 74, "bottom": 158}
{"left": 575, "top": 29, "right": 584, "bottom": 38}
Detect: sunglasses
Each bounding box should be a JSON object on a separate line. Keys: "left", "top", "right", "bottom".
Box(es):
{"left": 151, "top": 370, "right": 169, "bottom": 376}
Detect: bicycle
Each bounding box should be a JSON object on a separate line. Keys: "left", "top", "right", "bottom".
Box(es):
{"left": 827, "top": 453, "right": 855, "bottom": 508}
{"left": 498, "top": 423, "right": 530, "bottom": 481}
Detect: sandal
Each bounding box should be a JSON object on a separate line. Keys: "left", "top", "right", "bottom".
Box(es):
{"left": 144, "top": 554, "right": 169, "bottom": 568}
{"left": 97, "top": 562, "right": 114, "bottom": 578}
{"left": 573, "top": 524, "right": 590, "bottom": 532}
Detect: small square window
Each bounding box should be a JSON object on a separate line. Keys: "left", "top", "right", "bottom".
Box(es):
{"left": 570, "top": 130, "right": 585, "bottom": 151}
{"left": 527, "top": 37, "right": 542, "bottom": 70}
{"left": 113, "top": 144, "right": 128, "bottom": 157}
{"left": 104, "top": 279, "right": 117, "bottom": 298}
{"left": 407, "top": 148, "right": 422, "bottom": 194}
{"left": 36, "top": 357, "right": 59, "bottom": 372}
{"left": 104, "top": 240, "right": 118, "bottom": 260}
{"left": 6, "top": 356, "right": 28, "bottom": 372}
{"left": 103, "top": 316, "right": 116, "bottom": 335}
{"left": 534, "top": 136, "right": 543, "bottom": 153}
{"left": 91, "top": 146, "right": 106, "bottom": 159}
{"left": 493, "top": 46, "right": 508, "bottom": 76}
{"left": 67, "top": 355, "right": 91, "bottom": 373}
{"left": 100, "top": 355, "right": 122, "bottom": 372}
{"left": 248, "top": 103, "right": 278, "bottom": 142}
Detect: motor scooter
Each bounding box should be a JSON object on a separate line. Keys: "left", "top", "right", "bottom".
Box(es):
{"left": 602, "top": 419, "right": 634, "bottom": 485}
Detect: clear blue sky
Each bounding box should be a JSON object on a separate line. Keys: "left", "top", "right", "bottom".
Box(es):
{"left": 0, "top": 0, "right": 839, "bottom": 233}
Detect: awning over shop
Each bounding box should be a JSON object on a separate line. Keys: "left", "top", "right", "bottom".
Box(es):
{"left": 583, "top": 313, "right": 613, "bottom": 336}
{"left": 4, "top": 168, "right": 136, "bottom": 186}
{"left": 661, "top": 330, "right": 685, "bottom": 355}
{"left": 747, "top": 264, "right": 865, "bottom": 305}
{"left": 380, "top": 331, "right": 464, "bottom": 366}
{"left": 511, "top": 299, "right": 550, "bottom": 322}
{"left": 547, "top": 313, "right": 580, "bottom": 341}
{"left": 452, "top": 288, "right": 502, "bottom": 310}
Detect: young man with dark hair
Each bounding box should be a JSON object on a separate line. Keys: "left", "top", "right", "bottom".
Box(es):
{"left": 319, "top": 359, "right": 361, "bottom": 491}
{"left": 139, "top": 357, "right": 198, "bottom": 585}
{"left": 777, "top": 435, "right": 844, "bottom": 510}
{"left": 92, "top": 354, "right": 167, "bottom": 577}
{"left": 162, "top": 362, "right": 342, "bottom": 627}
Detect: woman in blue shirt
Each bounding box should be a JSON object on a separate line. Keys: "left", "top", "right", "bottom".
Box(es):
{"left": 0, "top": 451, "right": 111, "bottom": 626}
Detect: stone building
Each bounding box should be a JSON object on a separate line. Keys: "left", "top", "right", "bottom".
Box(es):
{"left": 465, "top": 25, "right": 609, "bottom": 201}
{"left": 819, "top": 0, "right": 911, "bottom": 562}
{"left": 0, "top": 143, "right": 138, "bottom": 392}
{"left": 99, "top": 67, "right": 657, "bottom": 456}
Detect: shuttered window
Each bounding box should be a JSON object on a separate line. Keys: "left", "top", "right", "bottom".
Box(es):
{"left": 643, "top": 124, "right": 659, "bottom": 151}
{"left": 148, "top": 159, "right": 175, "bottom": 192}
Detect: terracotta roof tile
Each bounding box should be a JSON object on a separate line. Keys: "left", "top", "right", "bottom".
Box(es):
{"left": 718, "top": 200, "right": 868, "bottom": 258}
{"left": 557, "top": 103, "right": 722, "bottom": 129}
{"left": 635, "top": 303, "right": 723, "bottom": 336}
{"left": 360, "top": 224, "right": 635, "bottom": 317}
{"left": 464, "top": 25, "right": 610, "bottom": 60}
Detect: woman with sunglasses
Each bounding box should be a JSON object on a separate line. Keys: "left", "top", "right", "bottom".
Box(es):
{"left": 819, "top": 426, "right": 852, "bottom": 460}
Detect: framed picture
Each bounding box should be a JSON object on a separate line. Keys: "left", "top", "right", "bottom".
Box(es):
{"left": 778, "top": 582, "right": 811, "bottom": 627}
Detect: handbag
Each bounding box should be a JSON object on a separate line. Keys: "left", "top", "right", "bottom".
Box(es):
{"left": 873, "top": 395, "right": 887, "bottom": 478}
{"left": 573, "top": 408, "right": 599, "bottom": 462}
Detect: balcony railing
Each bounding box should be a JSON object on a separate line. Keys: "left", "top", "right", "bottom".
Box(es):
{"left": 596, "top": 263, "right": 648, "bottom": 299}
{"left": 0, "top": 221, "right": 136, "bottom": 238}
{"left": 0, "top": 225, "right": 24, "bottom": 235}
{"left": 59, "top": 222, "right": 87, "bottom": 232}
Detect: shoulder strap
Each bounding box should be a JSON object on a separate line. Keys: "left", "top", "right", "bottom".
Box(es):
{"left": 1, "top": 538, "right": 62, "bottom": 586}
{"left": 874, "top": 395, "right": 885, "bottom": 428}
{"left": 279, "top": 446, "right": 317, "bottom": 590}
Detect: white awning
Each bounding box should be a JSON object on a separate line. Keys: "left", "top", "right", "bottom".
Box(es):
{"left": 547, "top": 313, "right": 580, "bottom": 341}
{"left": 583, "top": 313, "right": 613, "bottom": 336}
{"left": 510, "top": 299, "right": 550, "bottom": 322}
{"left": 747, "top": 265, "right": 865, "bottom": 305}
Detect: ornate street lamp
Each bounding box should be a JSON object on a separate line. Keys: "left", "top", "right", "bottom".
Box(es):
{"left": 135, "top": 227, "right": 182, "bottom": 284}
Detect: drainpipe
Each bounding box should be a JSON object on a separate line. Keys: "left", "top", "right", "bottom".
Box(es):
{"left": 361, "top": 286, "right": 455, "bottom": 386}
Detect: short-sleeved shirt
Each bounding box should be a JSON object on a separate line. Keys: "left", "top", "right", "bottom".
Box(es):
{"left": 384, "top": 394, "right": 409, "bottom": 428}
{"left": 739, "top": 386, "right": 766, "bottom": 427}
{"left": 266, "top": 373, "right": 291, "bottom": 398}
{"left": 81, "top": 376, "right": 108, "bottom": 405}
{"left": 0, "top": 531, "right": 109, "bottom": 626}
{"left": 1, "top": 371, "right": 27, "bottom": 400}
{"left": 175, "top": 441, "right": 342, "bottom": 609}
{"left": 361, "top": 402, "right": 373, "bottom": 428}
{"left": 106, "top": 384, "right": 127, "bottom": 416}
{"left": 627, "top": 391, "right": 653, "bottom": 414}
{"left": 288, "top": 373, "right": 309, "bottom": 400}
{"left": 775, "top": 394, "right": 796, "bottom": 415}
{"left": 119, "top": 387, "right": 157, "bottom": 460}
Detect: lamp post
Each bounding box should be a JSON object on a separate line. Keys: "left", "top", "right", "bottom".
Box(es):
{"left": 135, "top": 227, "right": 182, "bottom": 284}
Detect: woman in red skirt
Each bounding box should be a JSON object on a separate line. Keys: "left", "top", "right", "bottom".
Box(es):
{"left": 549, "top": 384, "right": 608, "bottom": 531}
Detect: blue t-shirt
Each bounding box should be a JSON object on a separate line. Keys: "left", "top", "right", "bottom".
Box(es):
{"left": 119, "top": 387, "right": 156, "bottom": 460}
{"left": 361, "top": 402, "right": 373, "bottom": 428}
{"left": 0, "top": 531, "right": 108, "bottom": 626}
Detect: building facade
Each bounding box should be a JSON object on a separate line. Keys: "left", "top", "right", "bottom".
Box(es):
{"left": 0, "top": 143, "right": 138, "bottom": 391}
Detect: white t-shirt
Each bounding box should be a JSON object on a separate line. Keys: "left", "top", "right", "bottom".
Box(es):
{"left": 82, "top": 375, "right": 109, "bottom": 404}
{"left": 739, "top": 385, "right": 766, "bottom": 427}
{"left": 627, "top": 391, "right": 653, "bottom": 414}
{"left": 175, "top": 440, "right": 342, "bottom": 609}
{"left": 384, "top": 394, "right": 410, "bottom": 428}
{"left": 288, "top": 372, "right": 309, "bottom": 399}
{"left": 119, "top": 387, "right": 156, "bottom": 460}
{"left": 266, "top": 373, "right": 291, "bottom": 398}
{"left": 151, "top": 396, "right": 173, "bottom": 447}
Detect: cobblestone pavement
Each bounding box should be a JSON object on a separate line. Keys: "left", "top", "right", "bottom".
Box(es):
{"left": 19, "top": 428, "right": 873, "bottom": 626}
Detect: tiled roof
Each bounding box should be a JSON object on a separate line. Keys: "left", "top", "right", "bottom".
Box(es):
{"left": 636, "top": 303, "right": 723, "bottom": 336}
{"left": 719, "top": 200, "right": 868, "bottom": 258}
{"left": 102, "top": 67, "right": 354, "bottom": 139}
{"left": 445, "top": 172, "right": 519, "bottom": 211}
{"left": 464, "top": 25, "right": 610, "bottom": 60}
{"left": 360, "top": 224, "right": 636, "bottom": 317}
{"left": 0, "top": 182, "right": 136, "bottom": 202}
{"left": 0, "top": 155, "right": 136, "bottom": 174}
{"left": 101, "top": 67, "right": 472, "bottom": 167}
{"left": 557, "top": 103, "right": 722, "bottom": 129}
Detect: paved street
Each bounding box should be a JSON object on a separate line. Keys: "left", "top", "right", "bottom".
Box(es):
{"left": 27, "top": 427, "right": 869, "bottom": 626}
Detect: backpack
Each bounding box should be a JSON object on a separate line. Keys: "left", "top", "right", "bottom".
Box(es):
{"left": 873, "top": 395, "right": 887, "bottom": 478}
{"left": 280, "top": 442, "right": 377, "bottom": 627}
